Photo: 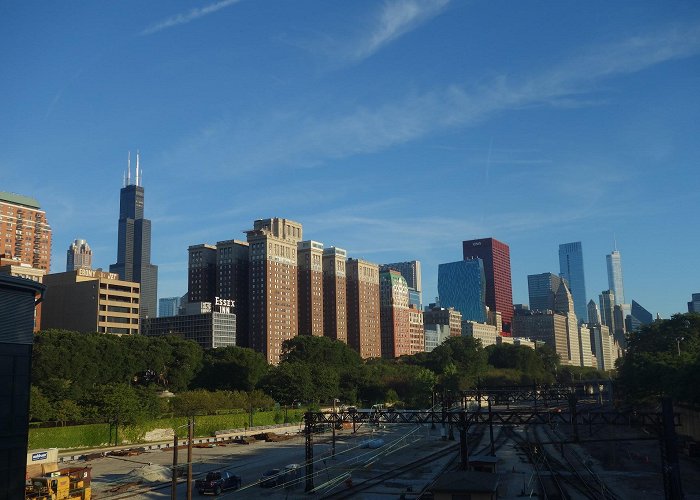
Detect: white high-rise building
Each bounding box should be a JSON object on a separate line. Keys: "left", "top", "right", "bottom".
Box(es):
{"left": 606, "top": 248, "right": 625, "bottom": 306}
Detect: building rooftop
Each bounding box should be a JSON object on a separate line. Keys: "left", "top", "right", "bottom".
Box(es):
{"left": 0, "top": 191, "right": 41, "bottom": 209}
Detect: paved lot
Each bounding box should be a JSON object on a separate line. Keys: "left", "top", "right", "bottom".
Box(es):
{"left": 82, "top": 424, "right": 453, "bottom": 499}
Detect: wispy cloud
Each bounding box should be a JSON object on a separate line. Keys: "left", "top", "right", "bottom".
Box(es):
{"left": 348, "top": 0, "right": 450, "bottom": 62}
{"left": 141, "top": 0, "right": 241, "bottom": 36}
{"left": 167, "top": 22, "right": 700, "bottom": 174}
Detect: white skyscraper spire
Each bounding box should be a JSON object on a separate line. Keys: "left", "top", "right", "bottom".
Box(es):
{"left": 135, "top": 150, "right": 140, "bottom": 187}
{"left": 127, "top": 151, "right": 132, "bottom": 186}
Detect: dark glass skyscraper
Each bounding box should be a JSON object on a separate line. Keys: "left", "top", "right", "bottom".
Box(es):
{"left": 437, "top": 258, "right": 486, "bottom": 324}
{"left": 527, "top": 272, "right": 564, "bottom": 312}
{"left": 558, "top": 242, "right": 587, "bottom": 322}
{"left": 462, "top": 237, "right": 513, "bottom": 333}
{"left": 110, "top": 153, "right": 158, "bottom": 320}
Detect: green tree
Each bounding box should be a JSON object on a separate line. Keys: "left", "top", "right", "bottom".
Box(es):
{"left": 259, "top": 363, "right": 314, "bottom": 404}
{"left": 172, "top": 389, "right": 217, "bottom": 416}
{"left": 194, "top": 346, "right": 268, "bottom": 391}
{"left": 53, "top": 399, "right": 82, "bottom": 426}
{"left": 161, "top": 336, "right": 204, "bottom": 391}
{"left": 616, "top": 314, "right": 700, "bottom": 404}
{"left": 29, "top": 386, "right": 53, "bottom": 422}
{"left": 93, "top": 383, "right": 144, "bottom": 445}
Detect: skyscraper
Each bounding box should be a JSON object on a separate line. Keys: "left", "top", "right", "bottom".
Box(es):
{"left": 66, "top": 239, "right": 92, "bottom": 271}
{"left": 298, "top": 240, "right": 324, "bottom": 336}
{"left": 216, "top": 239, "right": 249, "bottom": 347}
{"left": 527, "top": 272, "right": 564, "bottom": 312}
{"left": 323, "top": 247, "right": 347, "bottom": 342}
{"left": 587, "top": 299, "right": 601, "bottom": 325}
{"left": 437, "top": 259, "right": 487, "bottom": 323}
{"left": 0, "top": 192, "right": 52, "bottom": 272}
{"left": 346, "top": 258, "right": 381, "bottom": 359}
{"left": 462, "top": 238, "right": 513, "bottom": 333}
{"left": 246, "top": 218, "right": 302, "bottom": 364}
{"left": 606, "top": 248, "right": 625, "bottom": 305}
{"left": 188, "top": 244, "right": 217, "bottom": 303}
{"left": 379, "top": 269, "right": 411, "bottom": 358}
{"left": 558, "top": 242, "right": 587, "bottom": 322}
{"left": 380, "top": 260, "right": 422, "bottom": 309}
{"left": 599, "top": 290, "right": 616, "bottom": 336}
{"left": 688, "top": 293, "right": 700, "bottom": 313}
{"left": 185, "top": 239, "right": 250, "bottom": 344}
{"left": 554, "top": 281, "right": 592, "bottom": 367}
{"left": 632, "top": 300, "right": 652, "bottom": 324}
{"left": 159, "top": 296, "right": 182, "bottom": 317}
{"left": 110, "top": 153, "right": 158, "bottom": 320}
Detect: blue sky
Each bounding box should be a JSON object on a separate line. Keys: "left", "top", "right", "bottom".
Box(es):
{"left": 2, "top": 1, "right": 699, "bottom": 318}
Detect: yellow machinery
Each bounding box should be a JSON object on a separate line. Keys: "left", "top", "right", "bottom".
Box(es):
{"left": 26, "top": 467, "right": 91, "bottom": 500}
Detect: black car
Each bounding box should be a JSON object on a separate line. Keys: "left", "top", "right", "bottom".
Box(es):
{"left": 259, "top": 468, "right": 282, "bottom": 488}
{"left": 195, "top": 471, "right": 242, "bottom": 495}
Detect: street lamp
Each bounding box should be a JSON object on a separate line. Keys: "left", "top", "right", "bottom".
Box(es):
{"left": 331, "top": 398, "right": 340, "bottom": 458}
{"left": 676, "top": 337, "right": 684, "bottom": 357}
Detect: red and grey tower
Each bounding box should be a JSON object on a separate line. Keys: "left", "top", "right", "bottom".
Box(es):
{"left": 462, "top": 237, "right": 513, "bottom": 335}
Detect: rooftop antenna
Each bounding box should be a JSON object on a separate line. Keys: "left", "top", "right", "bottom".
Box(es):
{"left": 127, "top": 151, "right": 132, "bottom": 186}
{"left": 136, "top": 150, "right": 140, "bottom": 187}
{"left": 613, "top": 233, "right": 618, "bottom": 252}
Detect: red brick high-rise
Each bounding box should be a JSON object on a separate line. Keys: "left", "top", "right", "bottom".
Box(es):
{"left": 246, "top": 218, "right": 302, "bottom": 364}
{"left": 322, "top": 247, "right": 347, "bottom": 342}
{"left": 0, "top": 192, "right": 51, "bottom": 272}
{"left": 462, "top": 237, "right": 513, "bottom": 335}
{"left": 297, "top": 240, "right": 324, "bottom": 337}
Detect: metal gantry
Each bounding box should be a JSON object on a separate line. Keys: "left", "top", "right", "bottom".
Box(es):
{"left": 302, "top": 385, "right": 681, "bottom": 497}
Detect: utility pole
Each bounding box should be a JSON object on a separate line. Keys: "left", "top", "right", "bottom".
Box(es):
{"left": 186, "top": 418, "right": 193, "bottom": 500}
{"left": 304, "top": 412, "right": 314, "bottom": 492}
{"left": 171, "top": 431, "right": 178, "bottom": 500}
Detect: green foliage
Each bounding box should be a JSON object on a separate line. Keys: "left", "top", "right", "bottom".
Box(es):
{"left": 485, "top": 344, "right": 554, "bottom": 384}
{"left": 281, "top": 335, "right": 362, "bottom": 368}
{"left": 617, "top": 313, "right": 700, "bottom": 404}
{"left": 417, "top": 336, "right": 488, "bottom": 390}
{"left": 53, "top": 400, "right": 82, "bottom": 426}
{"left": 29, "top": 386, "right": 52, "bottom": 422}
{"left": 259, "top": 362, "right": 314, "bottom": 404}
{"left": 194, "top": 346, "right": 269, "bottom": 391}
{"left": 32, "top": 330, "right": 204, "bottom": 402}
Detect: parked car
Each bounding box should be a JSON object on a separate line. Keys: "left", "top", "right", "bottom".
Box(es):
{"left": 259, "top": 468, "right": 282, "bottom": 488}
{"left": 195, "top": 471, "right": 242, "bottom": 495}
{"left": 259, "top": 464, "right": 302, "bottom": 488}
{"left": 282, "top": 463, "right": 301, "bottom": 486}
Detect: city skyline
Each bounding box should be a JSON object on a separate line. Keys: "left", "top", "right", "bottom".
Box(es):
{"left": 3, "top": 2, "right": 699, "bottom": 318}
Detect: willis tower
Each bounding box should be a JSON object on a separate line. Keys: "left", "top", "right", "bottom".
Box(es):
{"left": 110, "top": 152, "right": 158, "bottom": 321}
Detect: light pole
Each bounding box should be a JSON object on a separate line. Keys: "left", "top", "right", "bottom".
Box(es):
{"left": 676, "top": 337, "right": 684, "bottom": 357}
{"left": 332, "top": 398, "right": 340, "bottom": 458}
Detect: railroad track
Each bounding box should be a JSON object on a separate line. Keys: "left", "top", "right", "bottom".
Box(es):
{"left": 320, "top": 424, "right": 487, "bottom": 499}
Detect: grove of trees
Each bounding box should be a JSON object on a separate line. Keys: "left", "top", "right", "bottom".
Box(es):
{"left": 30, "top": 327, "right": 619, "bottom": 428}
{"left": 617, "top": 313, "right": 700, "bottom": 405}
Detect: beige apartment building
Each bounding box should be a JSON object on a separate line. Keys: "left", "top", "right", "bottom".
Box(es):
{"left": 246, "top": 218, "right": 302, "bottom": 364}
{"left": 512, "top": 310, "right": 571, "bottom": 365}
{"left": 408, "top": 305, "right": 424, "bottom": 355}
{"left": 347, "top": 258, "right": 381, "bottom": 359}
{"left": 323, "top": 246, "right": 347, "bottom": 342}
{"left": 0, "top": 192, "right": 52, "bottom": 272}
{"left": 298, "top": 240, "right": 324, "bottom": 336}
{"left": 424, "top": 306, "right": 462, "bottom": 337}
{"left": 462, "top": 321, "right": 499, "bottom": 347}
{"left": 42, "top": 268, "right": 140, "bottom": 335}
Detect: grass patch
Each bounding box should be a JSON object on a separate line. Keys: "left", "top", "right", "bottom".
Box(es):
{"left": 28, "top": 410, "right": 305, "bottom": 451}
